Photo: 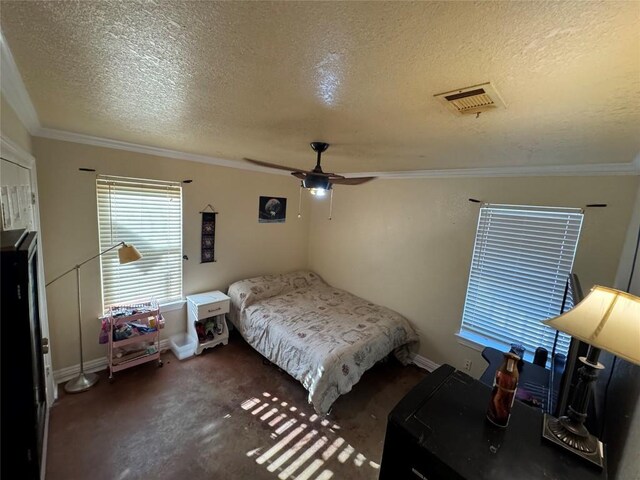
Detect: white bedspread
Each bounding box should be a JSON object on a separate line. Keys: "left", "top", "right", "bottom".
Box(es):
{"left": 228, "top": 271, "right": 419, "bottom": 414}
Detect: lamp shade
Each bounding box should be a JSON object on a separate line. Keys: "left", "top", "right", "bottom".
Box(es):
{"left": 543, "top": 286, "right": 640, "bottom": 365}
{"left": 117, "top": 244, "right": 142, "bottom": 265}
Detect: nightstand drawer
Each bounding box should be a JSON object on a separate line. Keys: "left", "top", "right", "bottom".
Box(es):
{"left": 186, "top": 291, "right": 231, "bottom": 320}
{"left": 196, "top": 299, "right": 229, "bottom": 319}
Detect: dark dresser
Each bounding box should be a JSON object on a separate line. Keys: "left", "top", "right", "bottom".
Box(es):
{"left": 379, "top": 364, "right": 607, "bottom": 480}
{"left": 1, "top": 229, "right": 47, "bottom": 479}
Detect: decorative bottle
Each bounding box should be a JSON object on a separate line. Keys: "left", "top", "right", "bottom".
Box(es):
{"left": 486, "top": 351, "right": 520, "bottom": 427}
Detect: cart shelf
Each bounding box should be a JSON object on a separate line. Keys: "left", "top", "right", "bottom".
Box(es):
{"left": 107, "top": 300, "right": 163, "bottom": 379}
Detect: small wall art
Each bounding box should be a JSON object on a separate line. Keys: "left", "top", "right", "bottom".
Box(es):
{"left": 259, "top": 196, "right": 287, "bottom": 223}
{"left": 199, "top": 204, "right": 217, "bottom": 263}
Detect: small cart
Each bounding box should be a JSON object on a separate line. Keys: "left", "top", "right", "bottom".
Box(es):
{"left": 107, "top": 300, "right": 163, "bottom": 379}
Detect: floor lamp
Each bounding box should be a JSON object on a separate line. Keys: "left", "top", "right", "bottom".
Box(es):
{"left": 46, "top": 242, "right": 142, "bottom": 393}
{"left": 541, "top": 286, "right": 640, "bottom": 468}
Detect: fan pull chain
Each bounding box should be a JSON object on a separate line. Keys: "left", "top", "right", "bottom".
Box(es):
{"left": 297, "top": 186, "right": 303, "bottom": 218}
{"left": 328, "top": 189, "right": 334, "bottom": 220}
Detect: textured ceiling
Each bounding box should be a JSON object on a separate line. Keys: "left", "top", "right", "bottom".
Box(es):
{"left": 1, "top": 1, "right": 639, "bottom": 172}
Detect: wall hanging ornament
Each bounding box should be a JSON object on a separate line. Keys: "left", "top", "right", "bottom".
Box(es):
{"left": 200, "top": 204, "right": 217, "bottom": 263}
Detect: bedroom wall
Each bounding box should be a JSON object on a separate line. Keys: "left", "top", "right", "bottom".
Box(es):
{"left": 33, "top": 136, "right": 310, "bottom": 371}
{"left": 608, "top": 182, "right": 640, "bottom": 480}
{"left": 1, "top": 93, "right": 32, "bottom": 153}
{"left": 307, "top": 175, "right": 639, "bottom": 378}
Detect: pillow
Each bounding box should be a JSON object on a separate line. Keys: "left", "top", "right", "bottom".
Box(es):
{"left": 228, "top": 270, "right": 324, "bottom": 311}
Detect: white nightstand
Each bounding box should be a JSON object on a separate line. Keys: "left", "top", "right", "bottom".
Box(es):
{"left": 186, "top": 290, "right": 230, "bottom": 355}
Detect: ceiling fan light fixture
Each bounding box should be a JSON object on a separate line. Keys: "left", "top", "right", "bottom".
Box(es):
{"left": 309, "top": 188, "right": 327, "bottom": 197}
{"left": 302, "top": 175, "right": 331, "bottom": 191}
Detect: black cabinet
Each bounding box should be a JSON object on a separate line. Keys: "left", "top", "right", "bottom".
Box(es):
{"left": 380, "top": 365, "right": 607, "bottom": 480}
{"left": 1, "top": 229, "right": 46, "bottom": 479}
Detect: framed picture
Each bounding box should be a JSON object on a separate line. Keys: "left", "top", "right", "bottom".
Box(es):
{"left": 259, "top": 196, "right": 287, "bottom": 223}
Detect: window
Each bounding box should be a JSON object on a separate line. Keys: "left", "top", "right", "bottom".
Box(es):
{"left": 459, "top": 204, "right": 584, "bottom": 360}
{"left": 97, "top": 175, "right": 182, "bottom": 308}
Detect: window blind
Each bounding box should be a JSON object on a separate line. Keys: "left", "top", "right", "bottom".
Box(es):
{"left": 97, "top": 176, "right": 183, "bottom": 308}
{"left": 460, "top": 204, "right": 583, "bottom": 359}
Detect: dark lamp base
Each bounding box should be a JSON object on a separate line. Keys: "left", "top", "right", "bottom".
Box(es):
{"left": 542, "top": 414, "right": 604, "bottom": 469}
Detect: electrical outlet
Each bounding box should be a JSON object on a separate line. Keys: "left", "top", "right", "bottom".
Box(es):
{"left": 463, "top": 359, "right": 472, "bottom": 372}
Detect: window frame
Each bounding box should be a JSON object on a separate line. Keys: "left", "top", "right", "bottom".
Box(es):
{"left": 457, "top": 204, "right": 584, "bottom": 362}
{"left": 96, "top": 175, "right": 184, "bottom": 310}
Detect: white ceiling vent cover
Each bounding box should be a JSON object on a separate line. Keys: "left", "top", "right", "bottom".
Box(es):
{"left": 434, "top": 82, "right": 506, "bottom": 115}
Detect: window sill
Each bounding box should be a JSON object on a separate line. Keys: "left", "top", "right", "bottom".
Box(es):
{"left": 160, "top": 299, "right": 186, "bottom": 313}
{"left": 456, "top": 330, "right": 535, "bottom": 363}
{"left": 98, "top": 299, "right": 186, "bottom": 320}
{"left": 455, "top": 331, "right": 485, "bottom": 352}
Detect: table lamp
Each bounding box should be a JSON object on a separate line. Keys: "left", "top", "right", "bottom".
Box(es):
{"left": 541, "top": 285, "right": 640, "bottom": 468}
{"left": 46, "top": 241, "right": 142, "bottom": 393}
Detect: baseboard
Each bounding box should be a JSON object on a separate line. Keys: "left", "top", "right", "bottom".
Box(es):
{"left": 53, "top": 339, "right": 171, "bottom": 384}
{"left": 411, "top": 353, "right": 440, "bottom": 372}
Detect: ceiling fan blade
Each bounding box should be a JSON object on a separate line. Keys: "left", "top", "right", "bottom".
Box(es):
{"left": 243, "top": 158, "right": 300, "bottom": 172}
{"left": 330, "top": 176, "right": 377, "bottom": 185}
{"left": 291, "top": 171, "right": 308, "bottom": 180}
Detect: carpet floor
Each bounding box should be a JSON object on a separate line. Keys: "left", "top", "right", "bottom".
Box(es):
{"left": 46, "top": 332, "right": 426, "bottom": 480}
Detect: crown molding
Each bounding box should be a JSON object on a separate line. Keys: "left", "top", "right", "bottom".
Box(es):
{"left": 0, "top": 31, "right": 40, "bottom": 134}
{"left": 0, "top": 134, "right": 36, "bottom": 168}
{"left": 35, "top": 127, "right": 639, "bottom": 179}
{"left": 351, "top": 161, "right": 640, "bottom": 180}
{"left": 35, "top": 127, "right": 291, "bottom": 176}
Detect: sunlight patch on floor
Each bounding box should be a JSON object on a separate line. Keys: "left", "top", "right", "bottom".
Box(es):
{"left": 278, "top": 435, "right": 329, "bottom": 479}
{"left": 116, "top": 468, "right": 131, "bottom": 480}
{"left": 242, "top": 398, "right": 261, "bottom": 410}
{"left": 267, "top": 429, "right": 318, "bottom": 472}
{"left": 261, "top": 408, "right": 279, "bottom": 421}
{"left": 269, "top": 413, "right": 287, "bottom": 427}
{"left": 315, "top": 470, "right": 334, "bottom": 480}
{"left": 252, "top": 403, "right": 270, "bottom": 415}
{"left": 257, "top": 424, "right": 308, "bottom": 465}
{"left": 247, "top": 447, "right": 262, "bottom": 458}
{"left": 240, "top": 392, "right": 379, "bottom": 480}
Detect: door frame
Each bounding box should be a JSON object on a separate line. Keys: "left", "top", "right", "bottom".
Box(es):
{"left": 1, "top": 135, "right": 56, "bottom": 406}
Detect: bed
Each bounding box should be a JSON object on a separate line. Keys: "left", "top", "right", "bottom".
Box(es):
{"left": 227, "top": 270, "right": 419, "bottom": 415}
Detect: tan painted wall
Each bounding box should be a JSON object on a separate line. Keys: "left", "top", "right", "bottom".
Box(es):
{"left": 308, "top": 175, "right": 639, "bottom": 378}
{"left": 34, "top": 137, "right": 310, "bottom": 371}
{"left": 612, "top": 182, "right": 640, "bottom": 480}
{"left": 1, "top": 93, "right": 32, "bottom": 153}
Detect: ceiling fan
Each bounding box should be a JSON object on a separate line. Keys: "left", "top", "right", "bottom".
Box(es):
{"left": 244, "top": 142, "right": 376, "bottom": 196}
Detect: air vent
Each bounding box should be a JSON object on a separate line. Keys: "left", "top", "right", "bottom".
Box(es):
{"left": 434, "top": 82, "right": 505, "bottom": 115}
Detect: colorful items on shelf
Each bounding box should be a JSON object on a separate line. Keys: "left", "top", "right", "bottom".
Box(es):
{"left": 99, "top": 313, "right": 165, "bottom": 344}
{"left": 107, "top": 300, "right": 163, "bottom": 379}
{"left": 194, "top": 317, "right": 224, "bottom": 342}
{"left": 110, "top": 305, "right": 154, "bottom": 318}
{"left": 112, "top": 343, "right": 158, "bottom": 365}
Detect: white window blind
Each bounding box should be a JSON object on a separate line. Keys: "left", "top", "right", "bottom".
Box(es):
{"left": 97, "top": 176, "right": 183, "bottom": 308}
{"left": 459, "top": 204, "right": 584, "bottom": 359}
